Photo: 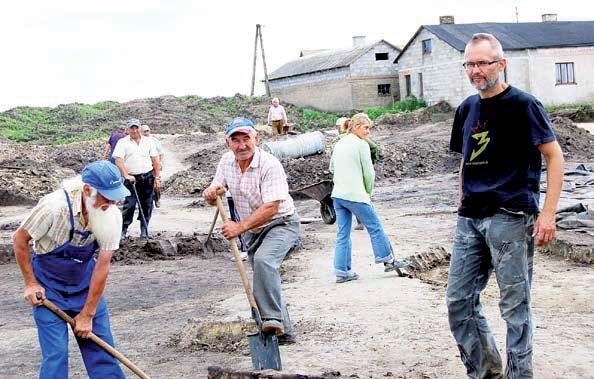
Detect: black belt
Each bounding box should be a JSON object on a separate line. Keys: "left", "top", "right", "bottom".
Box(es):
{"left": 131, "top": 170, "right": 153, "bottom": 180}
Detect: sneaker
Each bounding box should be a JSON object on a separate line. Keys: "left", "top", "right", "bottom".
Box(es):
{"left": 384, "top": 259, "right": 410, "bottom": 277}
{"left": 277, "top": 334, "right": 297, "bottom": 345}
{"left": 262, "top": 319, "right": 284, "bottom": 335}
{"left": 230, "top": 251, "right": 248, "bottom": 262}
{"left": 336, "top": 272, "right": 360, "bottom": 283}
{"left": 383, "top": 259, "right": 404, "bottom": 272}
{"left": 353, "top": 223, "right": 364, "bottom": 230}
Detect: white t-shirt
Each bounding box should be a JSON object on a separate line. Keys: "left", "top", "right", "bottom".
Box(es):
{"left": 112, "top": 135, "right": 158, "bottom": 175}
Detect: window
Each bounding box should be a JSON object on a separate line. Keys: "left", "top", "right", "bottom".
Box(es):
{"left": 422, "top": 39, "right": 432, "bottom": 54}
{"left": 375, "top": 52, "right": 389, "bottom": 61}
{"left": 555, "top": 62, "right": 576, "bottom": 84}
{"left": 378, "top": 84, "right": 391, "bottom": 95}
{"left": 418, "top": 73, "right": 424, "bottom": 97}
{"left": 404, "top": 75, "right": 411, "bottom": 97}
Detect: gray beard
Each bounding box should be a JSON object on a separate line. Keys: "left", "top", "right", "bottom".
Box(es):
{"left": 472, "top": 76, "right": 499, "bottom": 91}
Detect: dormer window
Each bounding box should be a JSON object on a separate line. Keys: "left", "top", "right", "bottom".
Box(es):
{"left": 375, "top": 52, "right": 389, "bottom": 61}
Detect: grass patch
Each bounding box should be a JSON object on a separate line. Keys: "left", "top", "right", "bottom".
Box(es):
{"left": 545, "top": 103, "right": 594, "bottom": 112}
{"left": 0, "top": 101, "right": 117, "bottom": 144}
{"left": 366, "top": 95, "right": 427, "bottom": 120}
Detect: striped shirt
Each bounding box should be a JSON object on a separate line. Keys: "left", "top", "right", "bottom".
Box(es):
{"left": 20, "top": 187, "right": 100, "bottom": 254}
{"left": 212, "top": 148, "right": 295, "bottom": 227}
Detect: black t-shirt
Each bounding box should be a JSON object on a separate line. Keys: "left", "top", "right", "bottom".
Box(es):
{"left": 450, "top": 85, "right": 556, "bottom": 218}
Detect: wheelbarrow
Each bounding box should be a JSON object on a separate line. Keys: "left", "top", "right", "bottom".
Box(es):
{"left": 295, "top": 180, "right": 336, "bottom": 224}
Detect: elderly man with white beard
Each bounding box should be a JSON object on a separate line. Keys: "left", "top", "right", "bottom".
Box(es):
{"left": 12, "top": 161, "right": 130, "bottom": 379}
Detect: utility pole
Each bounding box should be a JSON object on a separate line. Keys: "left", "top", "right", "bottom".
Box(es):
{"left": 250, "top": 24, "right": 271, "bottom": 97}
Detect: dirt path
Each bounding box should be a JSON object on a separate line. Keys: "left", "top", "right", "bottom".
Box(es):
{"left": 0, "top": 134, "right": 593, "bottom": 378}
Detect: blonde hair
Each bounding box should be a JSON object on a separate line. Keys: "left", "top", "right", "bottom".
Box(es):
{"left": 341, "top": 113, "right": 372, "bottom": 133}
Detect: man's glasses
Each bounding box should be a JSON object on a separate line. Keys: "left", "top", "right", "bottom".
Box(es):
{"left": 462, "top": 60, "right": 501, "bottom": 69}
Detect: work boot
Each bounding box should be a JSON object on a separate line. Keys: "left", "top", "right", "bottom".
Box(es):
{"left": 354, "top": 222, "right": 364, "bottom": 230}
{"left": 384, "top": 259, "right": 410, "bottom": 277}
{"left": 277, "top": 333, "right": 297, "bottom": 345}
{"left": 140, "top": 225, "right": 150, "bottom": 239}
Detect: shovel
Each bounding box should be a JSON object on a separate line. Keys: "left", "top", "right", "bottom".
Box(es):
{"left": 203, "top": 207, "right": 219, "bottom": 255}
{"left": 214, "top": 193, "right": 282, "bottom": 370}
{"left": 131, "top": 181, "right": 149, "bottom": 238}
{"left": 35, "top": 293, "right": 151, "bottom": 379}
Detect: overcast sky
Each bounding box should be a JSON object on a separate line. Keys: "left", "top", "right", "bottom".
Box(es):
{"left": 0, "top": 0, "right": 592, "bottom": 111}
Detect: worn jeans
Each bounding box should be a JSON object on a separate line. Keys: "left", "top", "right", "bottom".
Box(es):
{"left": 332, "top": 197, "right": 394, "bottom": 277}
{"left": 446, "top": 211, "right": 535, "bottom": 379}
{"left": 246, "top": 213, "right": 300, "bottom": 337}
{"left": 122, "top": 171, "right": 154, "bottom": 231}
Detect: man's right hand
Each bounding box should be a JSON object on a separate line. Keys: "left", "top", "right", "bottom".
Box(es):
{"left": 203, "top": 186, "right": 222, "bottom": 205}
{"left": 124, "top": 174, "right": 136, "bottom": 182}
{"left": 24, "top": 284, "right": 45, "bottom": 306}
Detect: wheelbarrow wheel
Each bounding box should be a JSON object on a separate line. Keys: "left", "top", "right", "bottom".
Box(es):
{"left": 320, "top": 198, "right": 336, "bottom": 225}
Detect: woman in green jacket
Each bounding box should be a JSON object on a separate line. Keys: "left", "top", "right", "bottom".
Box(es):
{"left": 329, "top": 113, "right": 405, "bottom": 283}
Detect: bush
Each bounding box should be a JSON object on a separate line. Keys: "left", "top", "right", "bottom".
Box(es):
{"left": 365, "top": 95, "right": 427, "bottom": 120}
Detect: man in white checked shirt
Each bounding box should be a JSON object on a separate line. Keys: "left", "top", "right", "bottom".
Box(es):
{"left": 203, "top": 117, "right": 300, "bottom": 344}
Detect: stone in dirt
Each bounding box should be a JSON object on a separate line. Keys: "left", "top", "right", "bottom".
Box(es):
{"left": 207, "top": 366, "right": 342, "bottom": 378}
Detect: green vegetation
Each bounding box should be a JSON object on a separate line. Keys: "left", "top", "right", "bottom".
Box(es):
{"left": 365, "top": 95, "right": 427, "bottom": 120}
{"left": 545, "top": 103, "right": 594, "bottom": 112}
{"left": 180, "top": 95, "right": 202, "bottom": 102}
{"left": 293, "top": 108, "right": 339, "bottom": 132}
{"left": 0, "top": 102, "right": 117, "bottom": 144}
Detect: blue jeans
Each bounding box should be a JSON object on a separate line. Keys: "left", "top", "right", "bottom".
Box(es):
{"left": 32, "top": 297, "right": 125, "bottom": 379}
{"left": 446, "top": 211, "right": 535, "bottom": 379}
{"left": 332, "top": 197, "right": 394, "bottom": 277}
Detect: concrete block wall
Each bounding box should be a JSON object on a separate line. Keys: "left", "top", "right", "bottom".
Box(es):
{"left": 270, "top": 79, "right": 353, "bottom": 112}
{"left": 268, "top": 67, "right": 350, "bottom": 89}
{"left": 350, "top": 42, "right": 400, "bottom": 77}
{"left": 397, "top": 29, "right": 468, "bottom": 106}
{"left": 528, "top": 46, "right": 594, "bottom": 105}
{"left": 350, "top": 76, "right": 400, "bottom": 110}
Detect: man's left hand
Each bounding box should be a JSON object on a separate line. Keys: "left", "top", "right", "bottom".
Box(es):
{"left": 533, "top": 210, "right": 556, "bottom": 247}
{"left": 74, "top": 313, "right": 94, "bottom": 339}
{"left": 221, "top": 220, "right": 243, "bottom": 239}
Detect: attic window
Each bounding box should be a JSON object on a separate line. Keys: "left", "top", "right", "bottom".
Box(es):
{"left": 375, "top": 52, "right": 389, "bottom": 61}
{"left": 378, "top": 84, "right": 391, "bottom": 95}
{"left": 422, "top": 39, "right": 432, "bottom": 54}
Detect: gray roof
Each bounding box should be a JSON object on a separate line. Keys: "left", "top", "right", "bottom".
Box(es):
{"left": 395, "top": 21, "right": 594, "bottom": 62}
{"left": 269, "top": 40, "right": 400, "bottom": 81}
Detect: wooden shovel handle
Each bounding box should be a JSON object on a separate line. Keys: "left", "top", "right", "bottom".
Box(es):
{"left": 214, "top": 196, "right": 259, "bottom": 310}
{"left": 35, "top": 293, "right": 151, "bottom": 379}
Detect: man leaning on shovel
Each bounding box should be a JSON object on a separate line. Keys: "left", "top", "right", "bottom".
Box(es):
{"left": 203, "top": 117, "right": 301, "bottom": 344}
{"left": 12, "top": 161, "right": 130, "bottom": 378}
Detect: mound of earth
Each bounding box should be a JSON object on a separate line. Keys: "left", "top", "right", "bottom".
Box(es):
{"left": 550, "top": 116, "right": 594, "bottom": 160}
{"left": 170, "top": 319, "right": 255, "bottom": 354}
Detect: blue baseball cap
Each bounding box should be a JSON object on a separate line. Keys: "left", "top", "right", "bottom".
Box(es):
{"left": 225, "top": 117, "right": 255, "bottom": 137}
{"left": 81, "top": 161, "right": 130, "bottom": 201}
{"left": 127, "top": 118, "right": 141, "bottom": 128}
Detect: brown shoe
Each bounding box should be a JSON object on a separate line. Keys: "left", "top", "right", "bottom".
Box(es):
{"left": 262, "top": 320, "right": 284, "bottom": 335}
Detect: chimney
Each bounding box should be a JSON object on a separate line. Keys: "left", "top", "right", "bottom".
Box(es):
{"left": 352, "top": 35, "right": 366, "bottom": 47}
{"left": 542, "top": 13, "right": 558, "bottom": 22}
{"left": 439, "top": 15, "right": 455, "bottom": 24}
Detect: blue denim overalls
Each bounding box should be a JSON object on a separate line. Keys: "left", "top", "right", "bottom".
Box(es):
{"left": 31, "top": 189, "right": 125, "bottom": 379}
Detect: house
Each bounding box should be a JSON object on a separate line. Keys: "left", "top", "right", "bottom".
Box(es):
{"left": 268, "top": 37, "right": 401, "bottom": 112}
{"left": 394, "top": 15, "right": 594, "bottom": 106}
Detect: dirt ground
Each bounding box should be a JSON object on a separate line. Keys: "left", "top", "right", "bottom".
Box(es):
{"left": 1, "top": 120, "right": 594, "bottom": 378}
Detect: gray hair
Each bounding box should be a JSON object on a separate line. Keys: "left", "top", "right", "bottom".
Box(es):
{"left": 465, "top": 33, "right": 504, "bottom": 59}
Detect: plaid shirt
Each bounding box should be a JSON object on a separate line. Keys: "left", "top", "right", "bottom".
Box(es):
{"left": 212, "top": 148, "right": 295, "bottom": 226}
{"left": 20, "top": 187, "right": 105, "bottom": 254}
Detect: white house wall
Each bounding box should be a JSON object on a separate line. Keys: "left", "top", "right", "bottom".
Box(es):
{"left": 268, "top": 41, "right": 400, "bottom": 112}
{"left": 527, "top": 46, "right": 594, "bottom": 105}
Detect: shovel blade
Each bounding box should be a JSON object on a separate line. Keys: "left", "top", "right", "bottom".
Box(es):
{"left": 248, "top": 332, "right": 282, "bottom": 371}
